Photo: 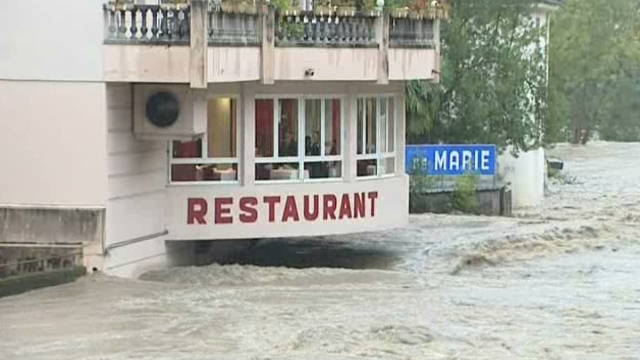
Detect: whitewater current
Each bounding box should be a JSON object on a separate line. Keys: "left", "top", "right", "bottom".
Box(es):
{"left": 1, "top": 141, "right": 640, "bottom": 360}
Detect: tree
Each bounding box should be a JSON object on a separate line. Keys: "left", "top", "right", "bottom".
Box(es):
{"left": 548, "top": 0, "right": 640, "bottom": 144}
{"left": 407, "top": 0, "right": 551, "bottom": 155}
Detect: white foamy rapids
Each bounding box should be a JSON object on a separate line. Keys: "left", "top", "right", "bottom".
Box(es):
{"left": 2, "top": 142, "right": 640, "bottom": 360}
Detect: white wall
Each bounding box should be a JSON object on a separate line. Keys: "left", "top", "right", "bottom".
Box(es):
{"left": 0, "top": 0, "right": 104, "bottom": 81}
{"left": 165, "top": 177, "right": 409, "bottom": 240}
{"left": 0, "top": 80, "right": 107, "bottom": 206}
{"left": 105, "top": 84, "right": 168, "bottom": 277}
{"left": 498, "top": 147, "right": 546, "bottom": 208}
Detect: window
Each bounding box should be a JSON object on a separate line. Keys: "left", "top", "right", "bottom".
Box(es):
{"left": 255, "top": 96, "right": 343, "bottom": 181}
{"left": 170, "top": 98, "right": 238, "bottom": 183}
{"left": 357, "top": 96, "right": 396, "bottom": 177}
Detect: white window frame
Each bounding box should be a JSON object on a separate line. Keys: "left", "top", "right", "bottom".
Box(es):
{"left": 255, "top": 94, "right": 345, "bottom": 183}
{"left": 356, "top": 95, "right": 397, "bottom": 179}
{"left": 168, "top": 95, "right": 241, "bottom": 185}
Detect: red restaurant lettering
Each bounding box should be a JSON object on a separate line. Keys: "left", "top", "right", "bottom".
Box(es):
{"left": 186, "top": 192, "right": 379, "bottom": 225}
{"left": 239, "top": 197, "right": 258, "bottom": 223}
{"left": 187, "top": 198, "right": 207, "bottom": 225}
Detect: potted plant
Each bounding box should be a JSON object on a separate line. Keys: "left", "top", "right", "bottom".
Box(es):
{"left": 408, "top": 0, "right": 426, "bottom": 19}
{"left": 314, "top": 0, "right": 334, "bottom": 16}
{"left": 385, "top": 0, "right": 409, "bottom": 18}
{"left": 272, "top": 0, "right": 301, "bottom": 16}
{"left": 108, "top": 0, "right": 133, "bottom": 10}
{"left": 160, "top": 0, "right": 190, "bottom": 10}
{"left": 220, "top": 0, "right": 258, "bottom": 14}
{"left": 335, "top": 0, "right": 356, "bottom": 17}
{"left": 360, "top": 0, "right": 381, "bottom": 17}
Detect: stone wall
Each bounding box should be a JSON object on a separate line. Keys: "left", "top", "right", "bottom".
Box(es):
{"left": 0, "top": 207, "right": 104, "bottom": 277}
{"left": 410, "top": 187, "right": 512, "bottom": 216}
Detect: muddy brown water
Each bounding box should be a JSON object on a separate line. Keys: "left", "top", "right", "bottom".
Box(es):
{"left": 1, "top": 142, "right": 640, "bottom": 360}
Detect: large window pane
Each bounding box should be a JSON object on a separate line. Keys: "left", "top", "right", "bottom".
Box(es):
{"left": 207, "top": 98, "right": 236, "bottom": 158}
{"left": 387, "top": 98, "right": 395, "bottom": 152}
{"left": 324, "top": 99, "right": 341, "bottom": 156}
{"left": 357, "top": 159, "right": 377, "bottom": 177}
{"left": 255, "top": 162, "right": 301, "bottom": 181}
{"left": 357, "top": 99, "right": 364, "bottom": 155}
{"left": 365, "top": 98, "right": 377, "bottom": 154}
{"left": 379, "top": 98, "right": 388, "bottom": 153}
{"left": 278, "top": 99, "right": 299, "bottom": 157}
{"left": 305, "top": 161, "right": 341, "bottom": 179}
{"left": 305, "top": 99, "right": 321, "bottom": 156}
{"left": 171, "top": 163, "right": 238, "bottom": 182}
{"left": 380, "top": 157, "right": 395, "bottom": 175}
{"left": 255, "top": 99, "right": 274, "bottom": 157}
{"left": 172, "top": 139, "right": 202, "bottom": 159}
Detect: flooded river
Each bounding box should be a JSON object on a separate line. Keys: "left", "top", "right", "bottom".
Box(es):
{"left": 1, "top": 142, "right": 640, "bottom": 360}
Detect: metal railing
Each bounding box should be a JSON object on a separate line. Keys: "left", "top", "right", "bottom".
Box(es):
{"left": 0, "top": 251, "right": 83, "bottom": 279}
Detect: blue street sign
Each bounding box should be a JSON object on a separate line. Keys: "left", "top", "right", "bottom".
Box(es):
{"left": 405, "top": 144, "right": 497, "bottom": 176}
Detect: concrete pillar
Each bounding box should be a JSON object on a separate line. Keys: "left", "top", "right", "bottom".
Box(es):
{"left": 241, "top": 84, "right": 256, "bottom": 186}
{"left": 344, "top": 86, "right": 358, "bottom": 182}
{"left": 395, "top": 91, "right": 406, "bottom": 175}
{"left": 190, "top": 0, "right": 207, "bottom": 89}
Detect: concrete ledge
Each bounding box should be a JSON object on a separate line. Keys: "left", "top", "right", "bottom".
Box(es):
{"left": 0, "top": 266, "right": 86, "bottom": 298}
{"left": 410, "top": 188, "right": 512, "bottom": 216}
{"left": 0, "top": 207, "right": 105, "bottom": 245}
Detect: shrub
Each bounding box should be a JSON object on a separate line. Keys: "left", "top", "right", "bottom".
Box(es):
{"left": 452, "top": 172, "right": 478, "bottom": 213}
{"left": 408, "top": 156, "right": 436, "bottom": 213}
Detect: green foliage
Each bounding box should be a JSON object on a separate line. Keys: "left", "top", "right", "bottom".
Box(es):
{"left": 452, "top": 172, "right": 478, "bottom": 213}
{"left": 548, "top": 0, "right": 640, "bottom": 144}
{"left": 383, "top": 0, "right": 405, "bottom": 9}
{"left": 408, "top": 157, "right": 436, "bottom": 213}
{"left": 278, "top": 21, "right": 305, "bottom": 38}
{"left": 406, "top": 0, "right": 551, "bottom": 155}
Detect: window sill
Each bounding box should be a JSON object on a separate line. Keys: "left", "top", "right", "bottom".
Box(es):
{"left": 167, "top": 181, "right": 240, "bottom": 187}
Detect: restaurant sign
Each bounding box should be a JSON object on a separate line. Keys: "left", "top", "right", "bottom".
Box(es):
{"left": 186, "top": 192, "right": 379, "bottom": 225}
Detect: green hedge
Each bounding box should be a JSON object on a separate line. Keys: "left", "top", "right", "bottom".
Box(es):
{"left": 0, "top": 266, "right": 86, "bottom": 298}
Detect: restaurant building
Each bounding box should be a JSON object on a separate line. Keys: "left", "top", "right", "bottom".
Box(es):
{"left": 0, "top": 0, "right": 446, "bottom": 277}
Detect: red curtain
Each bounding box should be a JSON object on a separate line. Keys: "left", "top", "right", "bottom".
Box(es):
{"left": 255, "top": 100, "right": 274, "bottom": 156}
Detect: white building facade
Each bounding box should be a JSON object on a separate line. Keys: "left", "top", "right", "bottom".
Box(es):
{"left": 0, "top": 0, "right": 445, "bottom": 277}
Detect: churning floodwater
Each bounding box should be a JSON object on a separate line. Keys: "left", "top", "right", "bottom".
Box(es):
{"left": 1, "top": 142, "right": 640, "bottom": 360}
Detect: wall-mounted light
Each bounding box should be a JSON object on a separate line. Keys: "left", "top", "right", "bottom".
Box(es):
{"left": 305, "top": 68, "right": 315, "bottom": 77}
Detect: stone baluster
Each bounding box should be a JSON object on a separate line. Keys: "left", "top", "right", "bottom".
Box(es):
{"left": 151, "top": 7, "right": 160, "bottom": 40}
{"left": 160, "top": 9, "right": 169, "bottom": 40}
{"left": 107, "top": 8, "right": 117, "bottom": 39}
{"left": 247, "top": 14, "right": 257, "bottom": 44}
{"left": 303, "top": 15, "right": 313, "bottom": 44}
{"left": 207, "top": 9, "right": 215, "bottom": 41}
{"left": 312, "top": 15, "right": 319, "bottom": 44}
{"left": 140, "top": 7, "right": 149, "bottom": 40}
{"left": 129, "top": 8, "right": 138, "bottom": 40}
{"left": 345, "top": 17, "right": 353, "bottom": 44}
{"left": 321, "top": 16, "right": 329, "bottom": 44}
{"left": 118, "top": 9, "right": 127, "bottom": 38}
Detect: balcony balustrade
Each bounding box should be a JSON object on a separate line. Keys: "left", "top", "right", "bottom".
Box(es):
{"left": 102, "top": 2, "right": 446, "bottom": 84}
{"left": 104, "top": 4, "right": 440, "bottom": 49}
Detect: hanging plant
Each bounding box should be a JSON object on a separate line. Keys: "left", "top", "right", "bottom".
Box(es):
{"left": 220, "top": 0, "right": 257, "bottom": 14}
{"left": 360, "top": 0, "right": 381, "bottom": 17}
{"left": 273, "top": 0, "right": 302, "bottom": 16}
{"left": 384, "top": 0, "right": 409, "bottom": 18}
{"left": 108, "top": 0, "right": 133, "bottom": 10}
{"left": 160, "top": 0, "right": 190, "bottom": 10}
{"left": 314, "top": 0, "right": 334, "bottom": 16}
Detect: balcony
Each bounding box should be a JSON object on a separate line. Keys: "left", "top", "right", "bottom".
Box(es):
{"left": 102, "top": 1, "right": 446, "bottom": 86}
